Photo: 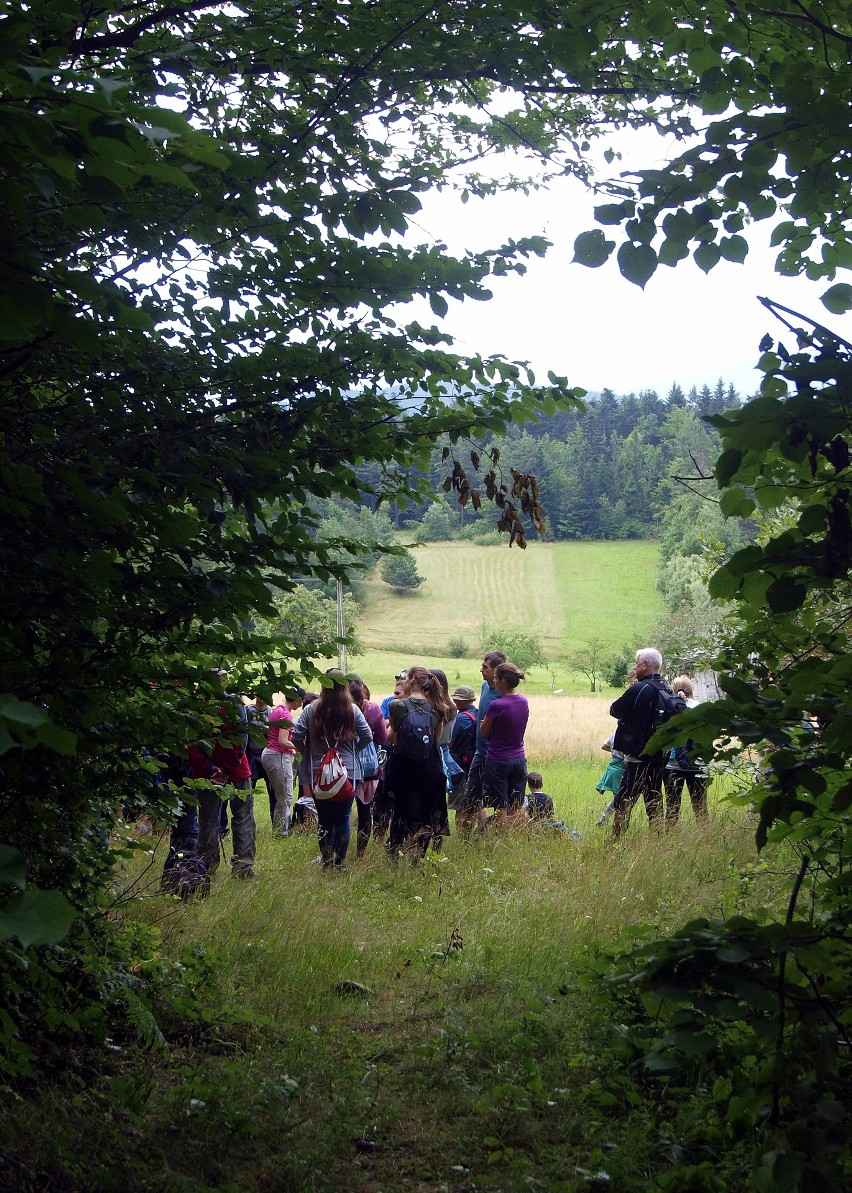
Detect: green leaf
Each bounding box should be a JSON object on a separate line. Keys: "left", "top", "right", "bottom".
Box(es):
{"left": 573, "top": 229, "right": 614, "bottom": 268}
{"left": 0, "top": 697, "right": 50, "bottom": 729}
{"left": 765, "top": 578, "right": 807, "bottom": 613}
{"left": 616, "top": 242, "right": 657, "bottom": 288}
{"left": 0, "top": 845, "right": 27, "bottom": 891}
{"left": 429, "top": 293, "right": 448, "bottom": 318}
{"left": 714, "top": 449, "right": 743, "bottom": 485}
{"left": 719, "top": 489, "right": 755, "bottom": 518}
{"left": 820, "top": 283, "right": 852, "bottom": 314}
{"left": 0, "top": 889, "right": 77, "bottom": 949}
{"left": 593, "top": 201, "right": 634, "bottom": 225}
{"left": 694, "top": 241, "right": 721, "bottom": 273}
{"left": 718, "top": 235, "right": 748, "bottom": 263}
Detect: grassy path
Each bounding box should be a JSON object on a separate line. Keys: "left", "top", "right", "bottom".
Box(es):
{"left": 3, "top": 767, "right": 781, "bottom": 1192}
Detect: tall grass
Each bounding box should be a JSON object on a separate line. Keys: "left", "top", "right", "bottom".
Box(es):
{"left": 105, "top": 769, "right": 765, "bottom": 1190}
{"left": 14, "top": 677, "right": 778, "bottom": 1191}
{"left": 127, "top": 772, "right": 754, "bottom": 1028}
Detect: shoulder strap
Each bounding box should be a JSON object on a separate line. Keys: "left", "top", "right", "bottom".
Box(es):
{"left": 630, "top": 681, "right": 656, "bottom": 716}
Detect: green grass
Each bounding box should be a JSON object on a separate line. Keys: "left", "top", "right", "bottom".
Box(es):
{"left": 357, "top": 540, "right": 663, "bottom": 656}
{"left": 3, "top": 765, "right": 787, "bottom": 1193}
{"left": 2, "top": 544, "right": 777, "bottom": 1191}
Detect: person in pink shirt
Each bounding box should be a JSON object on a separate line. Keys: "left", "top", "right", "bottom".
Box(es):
{"left": 261, "top": 686, "right": 304, "bottom": 837}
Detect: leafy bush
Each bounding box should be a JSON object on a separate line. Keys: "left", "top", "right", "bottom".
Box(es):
{"left": 480, "top": 625, "right": 545, "bottom": 671}
{"left": 262, "top": 584, "right": 362, "bottom": 658}
{"left": 447, "top": 637, "right": 468, "bottom": 658}
{"left": 601, "top": 645, "right": 635, "bottom": 689}
{"left": 417, "top": 500, "right": 460, "bottom": 542}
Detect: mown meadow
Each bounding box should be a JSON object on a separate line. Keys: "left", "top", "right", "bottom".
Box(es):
{"left": 343, "top": 539, "right": 665, "bottom": 696}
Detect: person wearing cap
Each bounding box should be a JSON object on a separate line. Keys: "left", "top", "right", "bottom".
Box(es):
{"left": 449, "top": 685, "right": 478, "bottom": 773}
{"left": 447, "top": 683, "right": 478, "bottom": 812}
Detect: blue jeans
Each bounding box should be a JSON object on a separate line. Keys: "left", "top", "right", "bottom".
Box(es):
{"left": 483, "top": 756, "right": 527, "bottom": 811}
{"left": 316, "top": 797, "right": 354, "bottom": 866}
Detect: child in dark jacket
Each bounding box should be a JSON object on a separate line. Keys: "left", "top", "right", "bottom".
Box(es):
{"left": 526, "top": 771, "right": 555, "bottom": 820}
{"left": 526, "top": 772, "right": 580, "bottom": 838}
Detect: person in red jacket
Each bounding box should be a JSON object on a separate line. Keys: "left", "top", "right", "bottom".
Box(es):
{"left": 188, "top": 675, "right": 256, "bottom": 879}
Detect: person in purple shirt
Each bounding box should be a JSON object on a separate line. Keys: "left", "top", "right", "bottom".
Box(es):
{"left": 454, "top": 650, "right": 506, "bottom": 835}
{"left": 480, "top": 661, "right": 529, "bottom": 821}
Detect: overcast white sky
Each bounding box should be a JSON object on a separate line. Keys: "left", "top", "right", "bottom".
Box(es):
{"left": 404, "top": 144, "right": 849, "bottom": 400}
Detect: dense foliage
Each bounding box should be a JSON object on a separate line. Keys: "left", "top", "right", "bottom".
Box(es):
{"left": 618, "top": 320, "right": 852, "bottom": 1190}
{"left": 2, "top": 0, "right": 850, "bottom": 1186}
{"left": 400, "top": 381, "right": 741, "bottom": 542}
{"left": 3, "top": 0, "right": 599, "bottom": 1072}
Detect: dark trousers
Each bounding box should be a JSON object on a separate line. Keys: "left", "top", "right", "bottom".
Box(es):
{"left": 316, "top": 797, "right": 354, "bottom": 866}
{"left": 355, "top": 796, "right": 372, "bottom": 856}
{"left": 611, "top": 757, "right": 666, "bottom": 838}
{"left": 198, "top": 781, "right": 255, "bottom": 875}
{"left": 386, "top": 752, "right": 446, "bottom": 858}
{"left": 664, "top": 769, "right": 708, "bottom": 824}
{"left": 170, "top": 802, "right": 198, "bottom": 851}
{"left": 370, "top": 777, "right": 392, "bottom": 842}
{"left": 482, "top": 756, "right": 527, "bottom": 811}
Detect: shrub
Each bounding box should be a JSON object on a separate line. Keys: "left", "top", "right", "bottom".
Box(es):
{"left": 447, "top": 637, "right": 468, "bottom": 658}
{"left": 481, "top": 624, "right": 546, "bottom": 671}
{"left": 602, "top": 644, "right": 634, "bottom": 689}
{"left": 381, "top": 551, "right": 423, "bottom": 591}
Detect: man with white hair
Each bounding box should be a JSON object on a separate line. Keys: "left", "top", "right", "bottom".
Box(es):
{"left": 609, "top": 647, "right": 686, "bottom": 839}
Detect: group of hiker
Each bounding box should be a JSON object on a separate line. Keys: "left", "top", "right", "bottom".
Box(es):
{"left": 593, "top": 648, "right": 707, "bottom": 838}
{"left": 160, "top": 644, "right": 706, "bottom": 894}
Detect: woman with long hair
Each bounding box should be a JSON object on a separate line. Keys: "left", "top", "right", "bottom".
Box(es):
{"left": 348, "top": 676, "right": 388, "bottom": 857}
{"left": 480, "top": 661, "right": 529, "bottom": 822}
{"left": 429, "top": 667, "right": 462, "bottom": 848}
{"left": 291, "top": 670, "right": 372, "bottom": 868}
{"left": 385, "top": 665, "right": 455, "bottom": 859}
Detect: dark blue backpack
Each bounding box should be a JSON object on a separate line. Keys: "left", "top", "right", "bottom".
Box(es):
{"left": 395, "top": 698, "right": 436, "bottom": 760}
{"left": 451, "top": 708, "right": 477, "bottom": 769}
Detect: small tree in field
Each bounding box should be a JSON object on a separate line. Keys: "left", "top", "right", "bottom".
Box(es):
{"left": 571, "top": 637, "right": 607, "bottom": 692}
{"left": 601, "top": 644, "right": 635, "bottom": 690}
{"left": 482, "top": 625, "right": 546, "bottom": 672}
{"left": 269, "top": 585, "right": 362, "bottom": 658}
{"left": 381, "top": 551, "right": 423, "bottom": 592}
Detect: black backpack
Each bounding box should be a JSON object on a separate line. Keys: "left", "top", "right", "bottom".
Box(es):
{"left": 161, "top": 847, "right": 211, "bottom": 900}
{"left": 654, "top": 686, "right": 686, "bottom": 732}
{"left": 394, "top": 698, "right": 436, "bottom": 760}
